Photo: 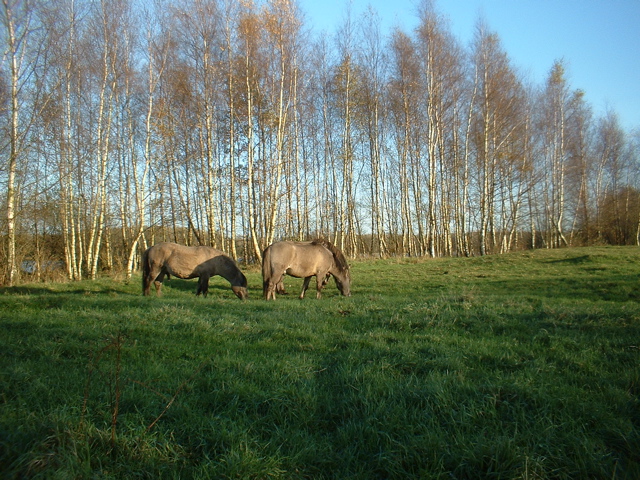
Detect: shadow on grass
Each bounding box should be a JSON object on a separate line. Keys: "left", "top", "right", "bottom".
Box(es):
{"left": 157, "top": 278, "right": 241, "bottom": 297}
{"left": 0, "top": 277, "right": 237, "bottom": 298}
{"left": 0, "top": 285, "right": 126, "bottom": 296}
{"left": 544, "top": 254, "right": 593, "bottom": 264}
{"left": 479, "top": 273, "right": 640, "bottom": 302}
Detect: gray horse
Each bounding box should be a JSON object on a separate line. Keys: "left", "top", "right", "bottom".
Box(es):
{"left": 262, "top": 239, "right": 351, "bottom": 300}
{"left": 142, "top": 242, "right": 247, "bottom": 299}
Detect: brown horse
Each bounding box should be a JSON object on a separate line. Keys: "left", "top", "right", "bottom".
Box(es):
{"left": 262, "top": 239, "right": 351, "bottom": 300}
{"left": 142, "top": 242, "right": 247, "bottom": 299}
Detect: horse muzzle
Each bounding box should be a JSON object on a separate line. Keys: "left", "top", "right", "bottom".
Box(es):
{"left": 233, "top": 286, "right": 248, "bottom": 300}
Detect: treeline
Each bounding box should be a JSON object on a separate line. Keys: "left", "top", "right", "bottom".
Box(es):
{"left": 1, "top": 0, "right": 639, "bottom": 285}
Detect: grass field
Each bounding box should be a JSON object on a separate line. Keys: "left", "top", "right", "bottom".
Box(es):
{"left": 1, "top": 246, "right": 639, "bottom": 479}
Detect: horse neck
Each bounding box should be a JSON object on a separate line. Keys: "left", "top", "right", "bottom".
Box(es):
{"left": 330, "top": 263, "right": 347, "bottom": 282}
{"left": 330, "top": 250, "right": 348, "bottom": 274}
{"left": 219, "top": 262, "right": 244, "bottom": 287}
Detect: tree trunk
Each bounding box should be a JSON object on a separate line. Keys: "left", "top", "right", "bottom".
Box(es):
{"left": 3, "top": 0, "right": 20, "bottom": 285}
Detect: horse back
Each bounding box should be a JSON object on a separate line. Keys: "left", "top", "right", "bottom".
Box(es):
{"left": 148, "top": 242, "right": 223, "bottom": 279}
{"left": 266, "top": 241, "right": 334, "bottom": 276}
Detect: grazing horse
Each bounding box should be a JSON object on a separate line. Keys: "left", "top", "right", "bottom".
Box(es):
{"left": 142, "top": 242, "right": 247, "bottom": 299}
{"left": 262, "top": 239, "right": 351, "bottom": 300}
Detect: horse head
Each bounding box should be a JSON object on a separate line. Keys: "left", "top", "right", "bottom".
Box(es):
{"left": 334, "top": 268, "right": 351, "bottom": 296}
{"left": 231, "top": 271, "right": 248, "bottom": 300}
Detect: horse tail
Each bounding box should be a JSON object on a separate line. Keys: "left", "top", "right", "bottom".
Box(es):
{"left": 262, "top": 245, "right": 272, "bottom": 298}
{"left": 141, "top": 247, "right": 151, "bottom": 295}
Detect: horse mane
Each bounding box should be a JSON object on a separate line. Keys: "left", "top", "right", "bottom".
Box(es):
{"left": 311, "top": 238, "right": 349, "bottom": 272}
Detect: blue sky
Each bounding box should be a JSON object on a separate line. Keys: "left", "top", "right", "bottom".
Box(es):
{"left": 298, "top": 0, "right": 640, "bottom": 132}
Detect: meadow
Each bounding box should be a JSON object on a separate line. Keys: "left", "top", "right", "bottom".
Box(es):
{"left": 1, "top": 246, "right": 639, "bottom": 479}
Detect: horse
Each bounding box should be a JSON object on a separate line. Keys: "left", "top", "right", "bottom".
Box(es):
{"left": 262, "top": 239, "right": 351, "bottom": 300}
{"left": 142, "top": 242, "right": 247, "bottom": 299}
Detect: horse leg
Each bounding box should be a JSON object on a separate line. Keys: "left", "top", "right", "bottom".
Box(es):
{"left": 265, "top": 272, "right": 284, "bottom": 300}
{"left": 276, "top": 281, "right": 287, "bottom": 295}
{"left": 144, "top": 263, "right": 161, "bottom": 296}
{"left": 315, "top": 272, "right": 329, "bottom": 299}
{"left": 197, "top": 274, "right": 210, "bottom": 297}
{"left": 299, "top": 276, "right": 313, "bottom": 299}
{"left": 265, "top": 281, "right": 275, "bottom": 300}
{"left": 143, "top": 274, "right": 152, "bottom": 296}
{"left": 267, "top": 277, "right": 279, "bottom": 300}
{"left": 153, "top": 271, "right": 166, "bottom": 297}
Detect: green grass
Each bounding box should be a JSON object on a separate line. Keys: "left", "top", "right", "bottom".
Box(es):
{"left": 1, "top": 246, "right": 639, "bottom": 479}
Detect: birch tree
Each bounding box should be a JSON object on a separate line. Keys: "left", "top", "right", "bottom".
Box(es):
{"left": 124, "top": 2, "right": 170, "bottom": 278}
{"left": 593, "top": 112, "right": 626, "bottom": 242}
{"left": 352, "top": 7, "right": 387, "bottom": 256}
{"left": 332, "top": 9, "right": 359, "bottom": 255}
{"left": 77, "top": 0, "right": 125, "bottom": 279}
{"left": 416, "top": 3, "right": 466, "bottom": 256}
{"left": 470, "top": 22, "right": 523, "bottom": 255}
{"left": 1, "top": 0, "right": 40, "bottom": 285}
{"left": 221, "top": 0, "right": 241, "bottom": 258}
{"left": 262, "top": 0, "right": 301, "bottom": 247}
{"left": 237, "top": 3, "right": 263, "bottom": 262}
{"left": 388, "top": 29, "right": 423, "bottom": 256}
{"left": 539, "top": 61, "right": 570, "bottom": 248}
{"left": 563, "top": 88, "right": 593, "bottom": 244}
{"left": 47, "top": 0, "right": 84, "bottom": 280}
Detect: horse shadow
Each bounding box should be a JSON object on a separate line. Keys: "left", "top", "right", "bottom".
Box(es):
{"left": 0, "top": 285, "right": 125, "bottom": 296}
{"left": 161, "top": 277, "right": 231, "bottom": 295}
{"left": 544, "top": 255, "right": 592, "bottom": 264}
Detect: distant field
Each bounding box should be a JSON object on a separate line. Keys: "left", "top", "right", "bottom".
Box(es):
{"left": 1, "top": 246, "right": 639, "bottom": 479}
